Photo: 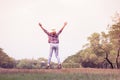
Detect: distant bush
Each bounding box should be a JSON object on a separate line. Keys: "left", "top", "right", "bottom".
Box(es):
{"left": 62, "top": 63, "right": 81, "bottom": 68}
{"left": 15, "top": 58, "right": 57, "bottom": 69}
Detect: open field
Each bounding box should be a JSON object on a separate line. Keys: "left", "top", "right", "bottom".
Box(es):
{"left": 0, "top": 68, "right": 120, "bottom": 80}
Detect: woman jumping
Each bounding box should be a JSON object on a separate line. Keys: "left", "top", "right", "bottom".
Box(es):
{"left": 38, "top": 22, "right": 67, "bottom": 69}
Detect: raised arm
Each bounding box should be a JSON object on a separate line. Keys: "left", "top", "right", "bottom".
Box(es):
{"left": 57, "top": 22, "right": 67, "bottom": 35}
{"left": 38, "top": 23, "right": 49, "bottom": 35}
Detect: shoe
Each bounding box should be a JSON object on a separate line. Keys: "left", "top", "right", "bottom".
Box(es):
{"left": 57, "top": 64, "right": 62, "bottom": 69}
{"left": 46, "top": 65, "right": 50, "bottom": 69}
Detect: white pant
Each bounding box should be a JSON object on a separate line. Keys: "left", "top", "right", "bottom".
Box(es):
{"left": 48, "top": 43, "right": 61, "bottom": 65}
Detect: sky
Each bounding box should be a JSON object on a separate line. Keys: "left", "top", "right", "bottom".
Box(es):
{"left": 0, "top": 0, "right": 120, "bottom": 62}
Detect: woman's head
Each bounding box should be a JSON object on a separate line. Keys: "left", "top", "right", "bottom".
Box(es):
{"left": 50, "top": 29, "right": 56, "bottom": 35}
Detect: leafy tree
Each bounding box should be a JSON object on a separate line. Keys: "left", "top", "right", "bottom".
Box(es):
{"left": 108, "top": 12, "right": 120, "bottom": 68}
{"left": 16, "top": 59, "right": 34, "bottom": 69}
{"left": 63, "top": 32, "right": 114, "bottom": 68}
{"left": 100, "top": 32, "right": 114, "bottom": 68}
{"left": 0, "top": 48, "right": 15, "bottom": 68}
{"left": 63, "top": 12, "right": 120, "bottom": 69}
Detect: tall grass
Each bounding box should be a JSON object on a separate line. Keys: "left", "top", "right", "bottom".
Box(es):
{"left": 0, "top": 68, "right": 120, "bottom": 80}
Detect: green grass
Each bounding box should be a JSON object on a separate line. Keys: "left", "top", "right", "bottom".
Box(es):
{"left": 0, "top": 72, "right": 119, "bottom": 80}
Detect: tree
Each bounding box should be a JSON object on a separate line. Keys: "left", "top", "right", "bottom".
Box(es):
{"left": 0, "top": 48, "right": 15, "bottom": 68}
{"left": 100, "top": 32, "right": 114, "bottom": 68}
{"left": 63, "top": 12, "right": 120, "bottom": 69}
{"left": 87, "top": 32, "right": 114, "bottom": 68}
{"left": 87, "top": 33, "right": 100, "bottom": 55}
{"left": 108, "top": 12, "right": 120, "bottom": 68}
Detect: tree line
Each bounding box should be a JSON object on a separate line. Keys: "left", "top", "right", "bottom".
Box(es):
{"left": 0, "top": 48, "right": 57, "bottom": 69}
{"left": 63, "top": 12, "right": 120, "bottom": 69}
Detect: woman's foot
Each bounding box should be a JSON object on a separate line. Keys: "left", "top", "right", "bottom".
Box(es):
{"left": 46, "top": 64, "right": 50, "bottom": 69}
{"left": 57, "top": 64, "right": 62, "bottom": 69}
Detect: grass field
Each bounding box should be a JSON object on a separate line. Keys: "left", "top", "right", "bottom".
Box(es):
{"left": 0, "top": 68, "right": 120, "bottom": 80}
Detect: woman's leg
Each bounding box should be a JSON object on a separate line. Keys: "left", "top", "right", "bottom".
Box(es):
{"left": 54, "top": 46, "right": 61, "bottom": 64}
{"left": 47, "top": 45, "right": 53, "bottom": 66}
